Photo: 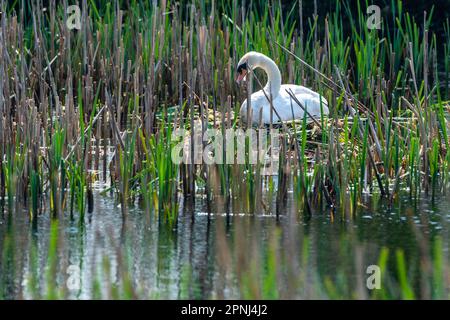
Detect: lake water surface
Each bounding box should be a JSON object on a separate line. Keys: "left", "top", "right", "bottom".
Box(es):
{"left": 1, "top": 183, "right": 449, "bottom": 299}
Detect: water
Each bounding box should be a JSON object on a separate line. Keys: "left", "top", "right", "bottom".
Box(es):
{"left": 1, "top": 185, "right": 449, "bottom": 299}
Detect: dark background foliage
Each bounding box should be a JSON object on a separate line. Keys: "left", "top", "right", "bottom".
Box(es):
{"left": 10, "top": 1, "right": 450, "bottom": 30}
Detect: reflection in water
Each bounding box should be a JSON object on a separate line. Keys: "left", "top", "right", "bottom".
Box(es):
{"left": 0, "top": 189, "right": 449, "bottom": 299}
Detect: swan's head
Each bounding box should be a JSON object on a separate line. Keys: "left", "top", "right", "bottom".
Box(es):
{"left": 235, "top": 62, "right": 248, "bottom": 84}
{"left": 235, "top": 51, "right": 263, "bottom": 85}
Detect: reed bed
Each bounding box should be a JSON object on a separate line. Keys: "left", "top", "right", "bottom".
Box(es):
{"left": 1, "top": 0, "right": 449, "bottom": 300}
{"left": 0, "top": 0, "right": 448, "bottom": 223}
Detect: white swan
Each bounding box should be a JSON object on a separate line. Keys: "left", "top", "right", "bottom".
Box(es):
{"left": 235, "top": 51, "right": 329, "bottom": 125}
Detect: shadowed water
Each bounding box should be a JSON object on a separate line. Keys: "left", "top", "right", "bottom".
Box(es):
{"left": 0, "top": 186, "right": 449, "bottom": 299}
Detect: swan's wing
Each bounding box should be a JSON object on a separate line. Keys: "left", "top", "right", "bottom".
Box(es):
{"left": 281, "top": 84, "right": 325, "bottom": 101}
{"left": 279, "top": 85, "right": 329, "bottom": 119}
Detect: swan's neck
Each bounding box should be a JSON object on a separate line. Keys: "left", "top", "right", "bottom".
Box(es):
{"left": 254, "top": 55, "right": 281, "bottom": 99}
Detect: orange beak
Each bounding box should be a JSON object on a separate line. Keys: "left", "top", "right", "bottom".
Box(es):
{"left": 235, "top": 69, "right": 247, "bottom": 85}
